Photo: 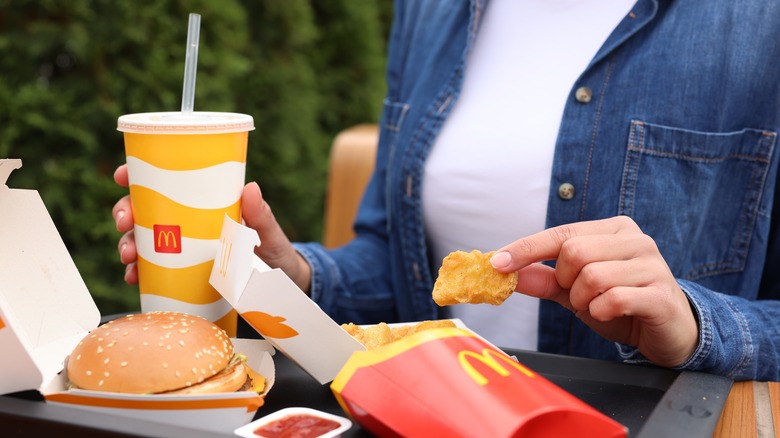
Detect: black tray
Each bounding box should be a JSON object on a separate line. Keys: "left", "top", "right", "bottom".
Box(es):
{"left": 509, "top": 350, "right": 732, "bottom": 437}
{"left": 260, "top": 347, "right": 733, "bottom": 438}
{"left": 1, "top": 316, "right": 733, "bottom": 437}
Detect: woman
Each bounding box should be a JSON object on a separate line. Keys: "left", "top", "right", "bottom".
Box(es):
{"left": 114, "top": 0, "right": 780, "bottom": 381}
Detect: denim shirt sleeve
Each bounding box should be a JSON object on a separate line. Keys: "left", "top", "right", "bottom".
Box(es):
{"left": 292, "top": 234, "right": 397, "bottom": 326}
{"left": 618, "top": 279, "right": 780, "bottom": 381}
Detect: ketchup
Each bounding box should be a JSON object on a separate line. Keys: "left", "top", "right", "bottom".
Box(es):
{"left": 253, "top": 413, "right": 341, "bottom": 438}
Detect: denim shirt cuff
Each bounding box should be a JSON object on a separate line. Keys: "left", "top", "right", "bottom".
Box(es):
{"left": 614, "top": 280, "right": 711, "bottom": 371}
{"left": 669, "top": 280, "right": 712, "bottom": 371}
{"left": 670, "top": 279, "right": 756, "bottom": 379}
{"left": 615, "top": 343, "right": 651, "bottom": 364}
{"left": 292, "top": 242, "right": 325, "bottom": 303}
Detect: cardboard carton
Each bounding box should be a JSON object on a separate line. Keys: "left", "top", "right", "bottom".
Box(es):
{"left": 0, "top": 159, "right": 275, "bottom": 433}
{"left": 209, "top": 215, "right": 366, "bottom": 384}
{"left": 331, "top": 327, "right": 628, "bottom": 438}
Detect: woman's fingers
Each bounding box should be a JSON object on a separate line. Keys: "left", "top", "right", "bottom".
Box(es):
{"left": 117, "top": 228, "right": 138, "bottom": 285}
{"left": 514, "top": 263, "right": 572, "bottom": 309}
{"left": 112, "top": 194, "right": 134, "bottom": 233}
{"left": 241, "top": 181, "right": 312, "bottom": 292}
{"left": 491, "top": 216, "right": 641, "bottom": 273}
{"left": 241, "top": 181, "right": 292, "bottom": 266}
{"left": 113, "top": 163, "right": 129, "bottom": 188}
{"left": 493, "top": 216, "right": 698, "bottom": 367}
{"left": 553, "top": 232, "right": 657, "bottom": 289}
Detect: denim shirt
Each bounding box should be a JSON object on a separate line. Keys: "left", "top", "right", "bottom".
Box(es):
{"left": 295, "top": 0, "right": 780, "bottom": 381}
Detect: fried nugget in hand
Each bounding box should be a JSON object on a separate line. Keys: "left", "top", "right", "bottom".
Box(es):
{"left": 432, "top": 250, "right": 518, "bottom": 306}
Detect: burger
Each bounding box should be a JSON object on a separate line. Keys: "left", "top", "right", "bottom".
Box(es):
{"left": 66, "top": 311, "right": 265, "bottom": 395}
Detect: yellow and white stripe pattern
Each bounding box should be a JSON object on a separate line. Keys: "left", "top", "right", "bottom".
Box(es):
{"left": 120, "top": 112, "right": 253, "bottom": 337}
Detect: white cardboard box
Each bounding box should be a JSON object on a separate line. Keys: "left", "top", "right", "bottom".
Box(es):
{"left": 0, "top": 159, "right": 275, "bottom": 433}
{"left": 209, "top": 215, "right": 366, "bottom": 384}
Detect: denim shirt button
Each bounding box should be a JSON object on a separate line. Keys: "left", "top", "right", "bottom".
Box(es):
{"left": 558, "top": 182, "right": 575, "bottom": 200}
{"left": 575, "top": 86, "right": 593, "bottom": 103}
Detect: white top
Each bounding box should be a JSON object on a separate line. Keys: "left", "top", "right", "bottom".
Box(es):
{"left": 422, "top": 0, "right": 636, "bottom": 350}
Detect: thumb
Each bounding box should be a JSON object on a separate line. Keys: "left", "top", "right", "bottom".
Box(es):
{"left": 241, "top": 181, "right": 266, "bottom": 231}
{"left": 240, "top": 181, "right": 310, "bottom": 291}
{"left": 240, "top": 181, "right": 291, "bottom": 256}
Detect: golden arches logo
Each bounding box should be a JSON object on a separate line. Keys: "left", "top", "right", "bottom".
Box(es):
{"left": 458, "top": 348, "right": 535, "bottom": 386}
{"left": 154, "top": 225, "right": 181, "bottom": 254}
{"left": 158, "top": 231, "right": 177, "bottom": 248}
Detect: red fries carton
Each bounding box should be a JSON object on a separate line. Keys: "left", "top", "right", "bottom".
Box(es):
{"left": 331, "top": 327, "right": 627, "bottom": 438}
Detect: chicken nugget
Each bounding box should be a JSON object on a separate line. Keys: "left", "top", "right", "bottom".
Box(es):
{"left": 361, "top": 322, "right": 395, "bottom": 349}
{"left": 345, "top": 319, "right": 459, "bottom": 349}
{"left": 432, "top": 250, "right": 518, "bottom": 306}
{"left": 410, "top": 319, "right": 457, "bottom": 333}
{"left": 341, "top": 322, "right": 365, "bottom": 344}
{"left": 389, "top": 319, "right": 456, "bottom": 340}
{"left": 390, "top": 325, "right": 414, "bottom": 341}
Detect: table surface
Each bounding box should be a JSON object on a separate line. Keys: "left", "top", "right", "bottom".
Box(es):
{"left": 712, "top": 380, "right": 779, "bottom": 437}
{"left": 1, "top": 317, "right": 777, "bottom": 437}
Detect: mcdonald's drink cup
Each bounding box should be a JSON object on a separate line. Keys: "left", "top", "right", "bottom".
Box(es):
{"left": 117, "top": 111, "right": 254, "bottom": 337}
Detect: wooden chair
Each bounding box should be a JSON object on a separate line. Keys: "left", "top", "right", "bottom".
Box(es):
{"left": 322, "top": 124, "right": 380, "bottom": 248}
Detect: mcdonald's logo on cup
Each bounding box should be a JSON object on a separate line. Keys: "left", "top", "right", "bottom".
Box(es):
{"left": 154, "top": 225, "right": 181, "bottom": 254}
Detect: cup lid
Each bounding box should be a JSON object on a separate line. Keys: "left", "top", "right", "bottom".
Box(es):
{"left": 117, "top": 111, "right": 255, "bottom": 134}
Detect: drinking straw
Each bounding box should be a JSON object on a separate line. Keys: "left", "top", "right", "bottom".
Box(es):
{"left": 181, "top": 13, "right": 201, "bottom": 113}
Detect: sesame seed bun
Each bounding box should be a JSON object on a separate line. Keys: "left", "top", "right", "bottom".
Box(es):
{"left": 67, "top": 311, "right": 249, "bottom": 394}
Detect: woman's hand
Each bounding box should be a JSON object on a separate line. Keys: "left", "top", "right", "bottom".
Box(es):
{"left": 112, "top": 164, "right": 312, "bottom": 292}
{"left": 490, "top": 216, "right": 699, "bottom": 368}
{"left": 113, "top": 164, "right": 138, "bottom": 285}
{"left": 240, "top": 180, "right": 312, "bottom": 292}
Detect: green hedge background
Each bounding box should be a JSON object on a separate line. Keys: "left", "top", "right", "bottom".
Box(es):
{"left": 0, "top": 1, "right": 392, "bottom": 314}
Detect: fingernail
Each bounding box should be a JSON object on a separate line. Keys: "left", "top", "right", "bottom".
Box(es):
{"left": 490, "top": 251, "right": 512, "bottom": 269}
{"left": 124, "top": 263, "right": 134, "bottom": 282}
{"left": 116, "top": 210, "right": 125, "bottom": 225}
{"left": 119, "top": 243, "right": 127, "bottom": 261}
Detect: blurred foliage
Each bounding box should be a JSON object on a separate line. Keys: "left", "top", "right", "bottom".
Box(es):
{"left": 0, "top": 0, "right": 391, "bottom": 314}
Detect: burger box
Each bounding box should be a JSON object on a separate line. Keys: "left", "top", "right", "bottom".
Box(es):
{"left": 208, "top": 216, "right": 629, "bottom": 437}
{"left": 0, "top": 159, "right": 276, "bottom": 433}
{"left": 208, "top": 215, "right": 366, "bottom": 385}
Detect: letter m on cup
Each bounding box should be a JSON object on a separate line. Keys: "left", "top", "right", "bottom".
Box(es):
{"left": 154, "top": 225, "right": 182, "bottom": 254}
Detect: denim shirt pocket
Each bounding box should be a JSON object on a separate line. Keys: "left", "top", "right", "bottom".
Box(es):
{"left": 619, "top": 120, "right": 777, "bottom": 283}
